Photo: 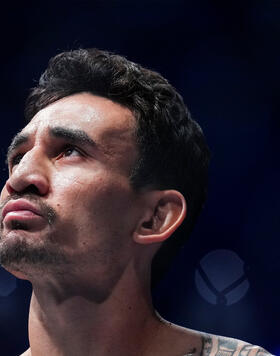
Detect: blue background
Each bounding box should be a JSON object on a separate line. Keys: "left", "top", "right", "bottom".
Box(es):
{"left": 0, "top": 1, "right": 279, "bottom": 355}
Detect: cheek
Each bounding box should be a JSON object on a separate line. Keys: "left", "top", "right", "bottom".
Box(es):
{"left": 49, "top": 170, "right": 138, "bottom": 254}
{"left": 84, "top": 179, "right": 133, "bottom": 220}
{"left": 51, "top": 169, "right": 135, "bottom": 226}
{"left": 51, "top": 168, "right": 100, "bottom": 205}
{"left": 0, "top": 185, "right": 8, "bottom": 202}
{"left": 52, "top": 167, "right": 88, "bottom": 187}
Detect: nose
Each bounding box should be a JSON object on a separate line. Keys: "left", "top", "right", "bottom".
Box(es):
{"left": 5, "top": 148, "right": 50, "bottom": 196}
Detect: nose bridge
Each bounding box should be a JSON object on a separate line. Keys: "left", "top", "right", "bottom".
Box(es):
{"left": 16, "top": 145, "right": 44, "bottom": 173}
{"left": 7, "top": 145, "right": 49, "bottom": 195}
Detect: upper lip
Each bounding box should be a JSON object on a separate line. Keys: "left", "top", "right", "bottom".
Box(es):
{"left": 2, "top": 199, "right": 42, "bottom": 220}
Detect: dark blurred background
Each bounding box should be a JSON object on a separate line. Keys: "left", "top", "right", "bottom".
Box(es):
{"left": 0, "top": 0, "right": 279, "bottom": 355}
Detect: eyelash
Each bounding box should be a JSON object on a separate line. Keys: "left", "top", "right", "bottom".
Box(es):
{"left": 59, "top": 146, "right": 83, "bottom": 158}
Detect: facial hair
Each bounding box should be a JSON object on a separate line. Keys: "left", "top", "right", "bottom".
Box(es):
{"left": 0, "top": 193, "right": 69, "bottom": 272}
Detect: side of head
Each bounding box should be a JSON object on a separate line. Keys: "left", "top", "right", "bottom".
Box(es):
{"left": 24, "top": 48, "right": 210, "bottom": 288}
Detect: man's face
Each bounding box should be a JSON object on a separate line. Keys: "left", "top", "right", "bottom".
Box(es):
{"left": 0, "top": 93, "right": 142, "bottom": 299}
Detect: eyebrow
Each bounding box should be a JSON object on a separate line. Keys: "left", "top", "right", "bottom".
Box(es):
{"left": 6, "top": 126, "right": 97, "bottom": 163}
{"left": 49, "top": 126, "right": 96, "bottom": 148}
{"left": 7, "top": 132, "right": 29, "bottom": 161}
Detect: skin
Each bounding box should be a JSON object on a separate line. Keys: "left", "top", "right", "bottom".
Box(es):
{"left": 0, "top": 93, "right": 273, "bottom": 356}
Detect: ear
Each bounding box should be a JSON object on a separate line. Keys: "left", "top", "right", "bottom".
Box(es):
{"left": 133, "top": 190, "right": 187, "bottom": 245}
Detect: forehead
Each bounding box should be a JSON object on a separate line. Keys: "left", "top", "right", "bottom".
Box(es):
{"left": 25, "top": 93, "right": 136, "bottom": 141}
{"left": 19, "top": 93, "right": 138, "bottom": 172}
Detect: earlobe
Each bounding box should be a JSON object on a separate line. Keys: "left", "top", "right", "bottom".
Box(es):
{"left": 133, "top": 190, "right": 187, "bottom": 245}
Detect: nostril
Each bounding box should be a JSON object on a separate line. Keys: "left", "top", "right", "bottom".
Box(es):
{"left": 5, "top": 180, "right": 16, "bottom": 195}
{"left": 5, "top": 181, "right": 41, "bottom": 197}
{"left": 21, "top": 184, "right": 41, "bottom": 196}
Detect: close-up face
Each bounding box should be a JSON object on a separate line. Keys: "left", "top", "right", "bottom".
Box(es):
{"left": 0, "top": 93, "right": 143, "bottom": 298}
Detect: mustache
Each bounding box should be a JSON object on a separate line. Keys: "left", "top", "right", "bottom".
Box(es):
{"left": 0, "top": 193, "right": 57, "bottom": 226}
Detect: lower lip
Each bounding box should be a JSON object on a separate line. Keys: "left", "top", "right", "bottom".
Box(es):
{"left": 3, "top": 210, "right": 42, "bottom": 222}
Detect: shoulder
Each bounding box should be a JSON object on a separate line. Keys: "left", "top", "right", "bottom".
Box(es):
{"left": 199, "top": 332, "right": 275, "bottom": 356}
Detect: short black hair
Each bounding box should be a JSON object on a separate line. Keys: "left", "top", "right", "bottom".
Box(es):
{"left": 24, "top": 48, "right": 210, "bottom": 288}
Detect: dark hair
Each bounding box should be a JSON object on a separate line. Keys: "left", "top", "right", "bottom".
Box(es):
{"left": 24, "top": 48, "right": 210, "bottom": 288}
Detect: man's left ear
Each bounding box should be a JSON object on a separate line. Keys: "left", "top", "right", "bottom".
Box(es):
{"left": 133, "top": 190, "right": 187, "bottom": 245}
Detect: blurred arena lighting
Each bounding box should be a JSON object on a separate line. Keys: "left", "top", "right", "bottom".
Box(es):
{"left": 195, "top": 249, "right": 249, "bottom": 306}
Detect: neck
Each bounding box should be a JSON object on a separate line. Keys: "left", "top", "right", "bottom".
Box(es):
{"left": 27, "top": 262, "right": 162, "bottom": 356}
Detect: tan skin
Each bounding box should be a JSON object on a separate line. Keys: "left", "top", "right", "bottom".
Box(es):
{"left": 0, "top": 93, "right": 272, "bottom": 356}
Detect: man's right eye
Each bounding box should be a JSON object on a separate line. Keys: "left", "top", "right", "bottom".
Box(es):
{"left": 10, "top": 153, "right": 24, "bottom": 167}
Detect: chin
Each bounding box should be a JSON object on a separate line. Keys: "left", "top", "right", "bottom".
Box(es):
{"left": 0, "top": 233, "right": 38, "bottom": 281}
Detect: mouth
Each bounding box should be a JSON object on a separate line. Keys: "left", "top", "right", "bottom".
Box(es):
{"left": 2, "top": 199, "right": 43, "bottom": 227}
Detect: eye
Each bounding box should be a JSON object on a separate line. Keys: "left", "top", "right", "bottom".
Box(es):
{"left": 61, "top": 146, "right": 83, "bottom": 158}
{"left": 9, "top": 153, "right": 24, "bottom": 168}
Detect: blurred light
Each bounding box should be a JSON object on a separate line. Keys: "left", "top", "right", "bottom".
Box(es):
{"left": 195, "top": 249, "right": 249, "bottom": 306}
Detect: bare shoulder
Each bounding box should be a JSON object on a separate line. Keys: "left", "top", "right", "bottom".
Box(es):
{"left": 152, "top": 315, "right": 274, "bottom": 356}
{"left": 199, "top": 332, "right": 275, "bottom": 356}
